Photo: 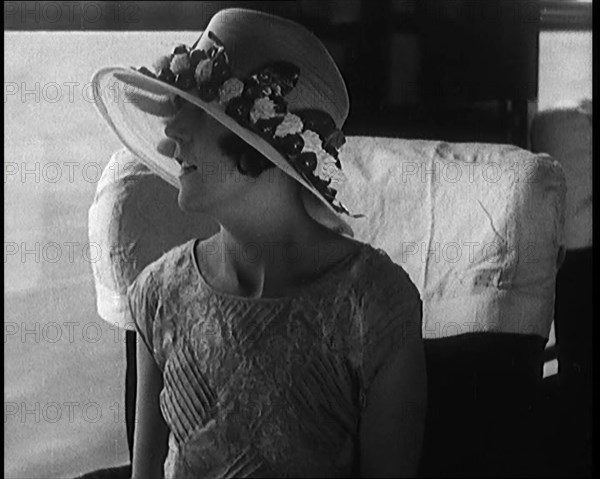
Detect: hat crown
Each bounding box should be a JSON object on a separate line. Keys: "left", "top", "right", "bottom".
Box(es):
{"left": 198, "top": 8, "right": 349, "bottom": 128}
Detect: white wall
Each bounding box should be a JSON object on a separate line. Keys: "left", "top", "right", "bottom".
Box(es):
{"left": 538, "top": 31, "right": 592, "bottom": 110}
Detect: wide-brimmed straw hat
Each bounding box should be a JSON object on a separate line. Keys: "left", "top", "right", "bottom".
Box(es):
{"left": 92, "top": 8, "right": 364, "bottom": 237}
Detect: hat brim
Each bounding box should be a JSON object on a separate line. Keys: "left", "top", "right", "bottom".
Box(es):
{"left": 92, "top": 66, "right": 353, "bottom": 237}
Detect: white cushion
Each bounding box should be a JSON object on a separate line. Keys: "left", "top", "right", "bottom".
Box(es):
{"left": 88, "top": 148, "right": 218, "bottom": 329}
{"left": 339, "top": 137, "right": 567, "bottom": 339}
{"left": 91, "top": 139, "right": 567, "bottom": 340}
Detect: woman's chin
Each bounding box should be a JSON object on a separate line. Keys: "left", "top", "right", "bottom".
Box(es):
{"left": 177, "top": 193, "right": 202, "bottom": 213}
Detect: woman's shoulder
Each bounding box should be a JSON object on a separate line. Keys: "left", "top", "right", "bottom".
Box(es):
{"left": 130, "top": 239, "right": 198, "bottom": 294}
{"left": 349, "top": 242, "right": 420, "bottom": 301}
{"left": 340, "top": 243, "right": 423, "bottom": 391}
{"left": 370, "top": 246, "right": 415, "bottom": 284}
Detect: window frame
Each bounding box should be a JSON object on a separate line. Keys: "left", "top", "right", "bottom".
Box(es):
{"left": 539, "top": 0, "right": 592, "bottom": 31}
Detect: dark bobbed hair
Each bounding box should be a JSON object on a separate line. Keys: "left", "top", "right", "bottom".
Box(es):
{"left": 217, "top": 132, "right": 276, "bottom": 178}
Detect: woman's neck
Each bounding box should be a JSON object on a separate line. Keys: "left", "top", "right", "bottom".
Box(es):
{"left": 197, "top": 171, "right": 358, "bottom": 298}
{"left": 201, "top": 216, "right": 351, "bottom": 298}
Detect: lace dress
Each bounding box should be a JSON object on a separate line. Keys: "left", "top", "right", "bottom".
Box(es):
{"left": 128, "top": 239, "right": 422, "bottom": 478}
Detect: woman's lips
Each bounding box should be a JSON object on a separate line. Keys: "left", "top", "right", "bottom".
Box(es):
{"left": 181, "top": 165, "right": 198, "bottom": 175}
{"left": 177, "top": 159, "right": 198, "bottom": 176}
{"left": 156, "top": 139, "right": 197, "bottom": 176}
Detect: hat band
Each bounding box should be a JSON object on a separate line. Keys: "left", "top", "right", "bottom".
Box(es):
{"left": 133, "top": 30, "right": 361, "bottom": 217}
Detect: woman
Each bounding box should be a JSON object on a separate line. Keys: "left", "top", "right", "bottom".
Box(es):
{"left": 92, "top": 8, "right": 426, "bottom": 478}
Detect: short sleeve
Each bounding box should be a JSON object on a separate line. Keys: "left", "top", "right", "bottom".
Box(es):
{"left": 127, "top": 268, "right": 160, "bottom": 361}
{"left": 358, "top": 250, "right": 423, "bottom": 400}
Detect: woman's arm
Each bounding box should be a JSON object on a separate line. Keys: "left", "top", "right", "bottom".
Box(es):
{"left": 359, "top": 336, "right": 428, "bottom": 478}
{"left": 131, "top": 337, "right": 170, "bottom": 479}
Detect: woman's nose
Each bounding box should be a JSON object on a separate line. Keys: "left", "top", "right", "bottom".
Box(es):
{"left": 156, "top": 137, "right": 180, "bottom": 158}
{"left": 164, "top": 120, "right": 189, "bottom": 143}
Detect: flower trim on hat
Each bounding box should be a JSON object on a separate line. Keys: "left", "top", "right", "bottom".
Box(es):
{"left": 134, "top": 31, "right": 361, "bottom": 218}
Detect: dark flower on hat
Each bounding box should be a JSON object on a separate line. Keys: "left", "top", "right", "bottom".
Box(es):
{"left": 175, "top": 72, "right": 195, "bottom": 91}
{"left": 298, "top": 152, "right": 318, "bottom": 172}
{"left": 190, "top": 48, "right": 208, "bottom": 67}
{"left": 272, "top": 133, "right": 305, "bottom": 159}
{"left": 242, "top": 78, "right": 264, "bottom": 102}
{"left": 211, "top": 51, "right": 231, "bottom": 85}
{"left": 225, "top": 96, "right": 253, "bottom": 126}
{"left": 250, "top": 61, "right": 300, "bottom": 97}
{"left": 255, "top": 117, "right": 285, "bottom": 139}
{"left": 297, "top": 109, "right": 337, "bottom": 142}
{"left": 198, "top": 82, "right": 220, "bottom": 102}
{"left": 158, "top": 68, "right": 176, "bottom": 84}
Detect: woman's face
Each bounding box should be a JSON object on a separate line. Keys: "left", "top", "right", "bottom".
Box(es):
{"left": 163, "top": 97, "right": 244, "bottom": 213}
